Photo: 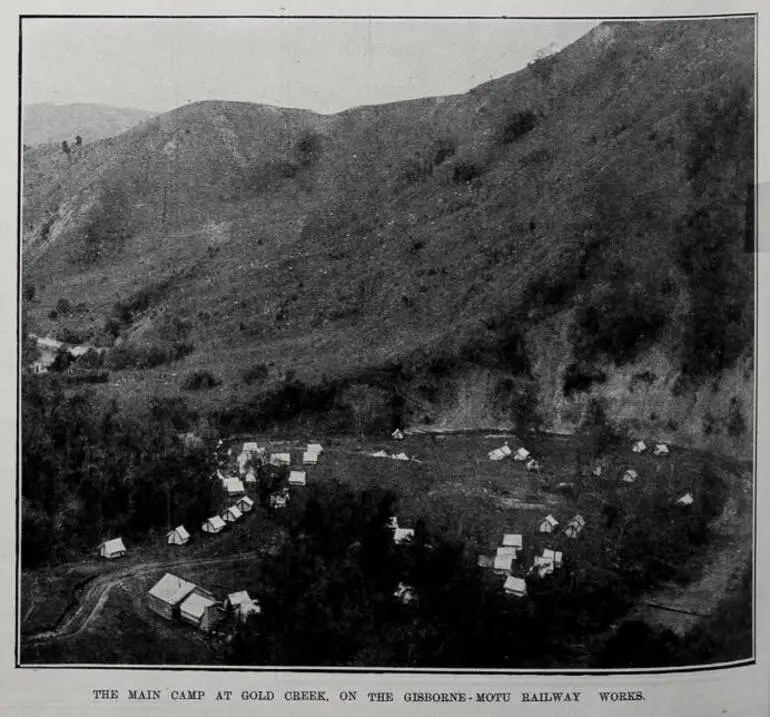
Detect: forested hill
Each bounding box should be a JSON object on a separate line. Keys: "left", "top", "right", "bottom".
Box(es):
{"left": 21, "top": 18, "right": 755, "bottom": 457}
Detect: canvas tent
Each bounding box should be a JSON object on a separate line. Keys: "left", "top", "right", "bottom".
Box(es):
{"left": 202, "top": 515, "right": 226, "bottom": 534}
{"left": 99, "top": 538, "right": 126, "bottom": 559}
{"left": 222, "top": 505, "right": 243, "bottom": 524}
{"left": 394, "top": 582, "right": 417, "bottom": 604}
{"left": 288, "top": 470, "right": 306, "bottom": 486}
{"left": 237, "top": 496, "right": 255, "bottom": 513}
{"left": 493, "top": 554, "right": 514, "bottom": 575}
{"left": 531, "top": 556, "right": 555, "bottom": 578}
{"left": 526, "top": 458, "right": 540, "bottom": 472}
{"left": 223, "top": 477, "right": 245, "bottom": 496}
{"left": 167, "top": 525, "right": 190, "bottom": 546}
{"left": 392, "top": 452, "right": 410, "bottom": 461}
{"left": 504, "top": 576, "right": 527, "bottom": 597}
{"left": 632, "top": 440, "right": 647, "bottom": 453}
{"left": 270, "top": 453, "right": 291, "bottom": 467}
{"left": 392, "top": 428, "right": 405, "bottom": 440}
{"left": 513, "top": 447, "right": 530, "bottom": 461}
{"left": 307, "top": 443, "right": 324, "bottom": 455}
{"left": 180, "top": 590, "right": 221, "bottom": 632}
{"left": 245, "top": 468, "right": 257, "bottom": 484}
{"left": 654, "top": 443, "right": 670, "bottom": 456}
{"left": 496, "top": 546, "right": 518, "bottom": 561}
{"left": 538, "top": 514, "right": 559, "bottom": 533}
{"left": 488, "top": 448, "right": 507, "bottom": 461}
{"left": 147, "top": 573, "right": 198, "bottom": 621}
{"left": 677, "top": 492, "right": 694, "bottom": 506}
{"left": 564, "top": 514, "right": 586, "bottom": 539}
{"left": 303, "top": 451, "right": 319, "bottom": 465}
{"left": 622, "top": 469, "right": 638, "bottom": 484}
{"left": 542, "top": 548, "right": 563, "bottom": 568}
{"left": 502, "top": 534, "right": 523, "bottom": 549}
{"left": 393, "top": 528, "right": 414, "bottom": 545}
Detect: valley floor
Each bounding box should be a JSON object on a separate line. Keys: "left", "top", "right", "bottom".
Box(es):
{"left": 19, "top": 432, "right": 753, "bottom": 668}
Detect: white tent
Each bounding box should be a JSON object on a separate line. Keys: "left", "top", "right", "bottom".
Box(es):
{"left": 526, "top": 458, "right": 540, "bottom": 472}
{"left": 180, "top": 591, "right": 220, "bottom": 632}
{"left": 222, "top": 505, "right": 243, "bottom": 523}
{"left": 622, "top": 469, "right": 638, "bottom": 484}
{"left": 98, "top": 538, "right": 126, "bottom": 559}
{"left": 592, "top": 465, "right": 603, "bottom": 477}
{"left": 496, "top": 546, "right": 518, "bottom": 560}
{"left": 654, "top": 443, "right": 670, "bottom": 456}
{"left": 531, "top": 555, "right": 555, "bottom": 578}
{"left": 542, "top": 548, "right": 563, "bottom": 568}
{"left": 237, "top": 496, "right": 255, "bottom": 513}
{"left": 493, "top": 554, "right": 513, "bottom": 575}
{"left": 270, "top": 453, "right": 291, "bottom": 467}
{"left": 393, "top": 528, "right": 414, "bottom": 544}
{"left": 564, "top": 514, "right": 585, "bottom": 539}
{"left": 513, "top": 447, "right": 530, "bottom": 461}
{"left": 202, "top": 515, "right": 226, "bottom": 534}
{"left": 504, "top": 576, "right": 527, "bottom": 597}
{"left": 632, "top": 440, "right": 648, "bottom": 453}
{"left": 370, "top": 450, "right": 390, "bottom": 458}
{"left": 394, "top": 582, "right": 417, "bottom": 604}
{"left": 288, "top": 470, "right": 306, "bottom": 486}
{"left": 538, "top": 514, "right": 559, "bottom": 533}
{"left": 303, "top": 451, "right": 319, "bottom": 464}
{"left": 167, "top": 525, "right": 190, "bottom": 546}
{"left": 223, "top": 477, "right": 245, "bottom": 495}
{"left": 307, "top": 442, "right": 324, "bottom": 454}
{"left": 392, "top": 428, "right": 405, "bottom": 440}
{"left": 502, "top": 533, "right": 523, "bottom": 549}
{"left": 392, "top": 452, "right": 410, "bottom": 461}
{"left": 488, "top": 448, "right": 506, "bottom": 461}
{"left": 677, "top": 492, "right": 694, "bottom": 506}
{"left": 245, "top": 468, "right": 257, "bottom": 484}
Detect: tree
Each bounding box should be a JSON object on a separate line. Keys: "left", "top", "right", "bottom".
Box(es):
{"left": 75, "top": 135, "right": 82, "bottom": 146}
{"left": 61, "top": 140, "right": 70, "bottom": 156}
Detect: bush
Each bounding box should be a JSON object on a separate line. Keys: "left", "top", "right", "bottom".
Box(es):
{"left": 499, "top": 109, "right": 539, "bottom": 145}
{"left": 430, "top": 136, "right": 457, "bottom": 166}
{"left": 451, "top": 159, "right": 484, "bottom": 184}
{"left": 243, "top": 363, "right": 269, "bottom": 385}
{"left": 181, "top": 370, "right": 221, "bottom": 390}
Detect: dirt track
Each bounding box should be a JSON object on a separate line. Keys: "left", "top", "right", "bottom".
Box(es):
{"left": 25, "top": 552, "right": 260, "bottom": 644}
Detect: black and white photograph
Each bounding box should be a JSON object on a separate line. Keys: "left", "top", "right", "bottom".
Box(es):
{"left": 18, "top": 12, "right": 756, "bottom": 672}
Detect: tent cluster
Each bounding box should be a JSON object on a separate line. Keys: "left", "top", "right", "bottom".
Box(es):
{"left": 148, "top": 572, "right": 261, "bottom": 633}
{"left": 631, "top": 440, "right": 670, "bottom": 456}
{"left": 488, "top": 442, "right": 535, "bottom": 466}
{"left": 369, "top": 449, "right": 421, "bottom": 463}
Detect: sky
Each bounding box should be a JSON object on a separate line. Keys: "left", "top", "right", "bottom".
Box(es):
{"left": 22, "top": 18, "right": 597, "bottom": 115}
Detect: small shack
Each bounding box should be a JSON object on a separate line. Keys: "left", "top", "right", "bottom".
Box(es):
{"left": 201, "top": 515, "right": 226, "bottom": 534}
{"left": 98, "top": 538, "right": 126, "bottom": 560}
{"left": 538, "top": 514, "right": 559, "bottom": 534}
{"left": 504, "top": 576, "right": 527, "bottom": 598}
{"left": 180, "top": 589, "right": 221, "bottom": 632}
{"left": 166, "top": 525, "right": 190, "bottom": 546}
{"left": 147, "top": 573, "right": 198, "bottom": 621}
{"left": 288, "top": 470, "right": 306, "bottom": 487}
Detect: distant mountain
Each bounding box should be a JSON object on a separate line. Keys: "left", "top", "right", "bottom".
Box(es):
{"left": 23, "top": 102, "right": 155, "bottom": 146}
{"left": 21, "top": 19, "right": 754, "bottom": 458}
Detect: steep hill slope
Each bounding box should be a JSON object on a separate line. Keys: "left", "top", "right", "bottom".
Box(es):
{"left": 21, "top": 18, "right": 755, "bottom": 458}
{"left": 23, "top": 102, "right": 155, "bottom": 146}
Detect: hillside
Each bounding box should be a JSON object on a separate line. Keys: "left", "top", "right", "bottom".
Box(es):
{"left": 23, "top": 102, "right": 156, "bottom": 147}
{"left": 21, "top": 18, "right": 755, "bottom": 458}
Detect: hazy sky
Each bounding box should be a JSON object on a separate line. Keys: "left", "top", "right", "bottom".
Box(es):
{"left": 22, "top": 18, "right": 597, "bottom": 114}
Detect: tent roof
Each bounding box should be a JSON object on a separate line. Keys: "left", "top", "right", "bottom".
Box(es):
{"left": 223, "top": 505, "right": 242, "bottom": 520}
{"left": 101, "top": 538, "right": 125, "bottom": 553}
{"left": 205, "top": 515, "right": 226, "bottom": 530}
{"left": 493, "top": 555, "right": 513, "bottom": 571}
{"left": 541, "top": 514, "right": 559, "bottom": 526}
{"left": 149, "top": 572, "right": 197, "bottom": 606}
{"left": 227, "top": 590, "right": 251, "bottom": 606}
{"left": 502, "top": 533, "right": 523, "bottom": 547}
{"left": 238, "top": 496, "right": 254, "bottom": 506}
{"left": 167, "top": 526, "right": 190, "bottom": 540}
{"left": 181, "top": 591, "right": 216, "bottom": 619}
{"left": 307, "top": 443, "right": 324, "bottom": 452}
{"left": 224, "top": 478, "right": 245, "bottom": 494}
{"left": 504, "top": 576, "right": 527, "bottom": 593}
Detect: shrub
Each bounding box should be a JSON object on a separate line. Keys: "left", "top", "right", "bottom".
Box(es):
{"left": 499, "top": 109, "right": 539, "bottom": 145}
{"left": 451, "top": 159, "right": 484, "bottom": 184}
{"left": 430, "top": 136, "right": 457, "bottom": 166}
{"left": 55, "top": 298, "right": 72, "bottom": 316}
{"left": 181, "top": 370, "right": 221, "bottom": 390}
{"left": 243, "top": 363, "right": 269, "bottom": 385}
